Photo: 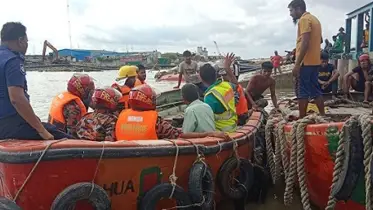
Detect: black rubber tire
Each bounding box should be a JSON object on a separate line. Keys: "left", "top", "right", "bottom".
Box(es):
{"left": 139, "top": 183, "right": 193, "bottom": 210}
{"left": 51, "top": 182, "right": 111, "bottom": 210}
{"left": 331, "top": 120, "right": 363, "bottom": 201}
{"left": 217, "top": 158, "right": 254, "bottom": 200}
{"left": 188, "top": 162, "right": 214, "bottom": 209}
{"left": 246, "top": 165, "right": 270, "bottom": 204}
{"left": 0, "top": 197, "right": 22, "bottom": 210}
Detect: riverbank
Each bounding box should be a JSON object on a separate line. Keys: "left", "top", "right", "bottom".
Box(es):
{"left": 25, "top": 63, "right": 178, "bottom": 72}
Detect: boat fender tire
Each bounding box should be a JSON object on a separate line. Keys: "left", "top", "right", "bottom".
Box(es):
{"left": 140, "top": 183, "right": 192, "bottom": 210}
{"left": 0, "top": 197, "right": 22, "bottom": 210}
{"left": 217, "top": 158, "right": 254, "bottom": 200}
{"left": 331, "top": 121, "right": 363, "bottom": 201}
{"left": 51, "top": 182, "right": 111, "bottom": 210}
{"left": 188, "top": 161, "right": 214, "bottom": 209}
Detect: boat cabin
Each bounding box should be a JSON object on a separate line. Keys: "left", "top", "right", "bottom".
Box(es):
{"left": 344, "top": 1, "right": 373, "bottom": 59}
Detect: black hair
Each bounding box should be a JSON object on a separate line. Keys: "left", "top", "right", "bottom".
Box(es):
{"left": 332, "top": 35, "right": 337, "bottom": 40}
{"left": 199, "top": 64, "right": 217, "bottom": 84}
{"left": 288, "top": 0, "right": 306, "bottom": 11}
{"left": 1, "top": 22, "right": 26, "bottom": 41}
{"left": 321, "top": 52, "right": 329, "bottom": 60}
{"left": 181, "top": 83, "right": 199, "bottom": 103}
{"left": 261, "top": 61, "right": 273, "bottom": 70}
{"left": 183, "top": 50, "right": 192, "bottom": 57}
{"left": 137, "top": 64, "right": 145, "bottom": 71}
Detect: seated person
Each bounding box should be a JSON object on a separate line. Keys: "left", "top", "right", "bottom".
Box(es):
{"left": 181, "top": 84, "right": 215, "bottom": 133}
{"left": 135, "top": 64, "right": 147, "bottom": 86}
{"left": 343, "top": 53, "right": 373, "bottom": 102}
{"left": 112, "top": 65, "right": 138, "bottom": 110}
{"left": 0, "top": 21, "right": 72, "bottom": 140}
{"left": 245, "top": 62, "right": 277, "bottom": 110}
{"left": 199, "top": 56, "right": 238, "bottom": 133}
{"left": 48, "top": 73, "right": 95, "bottom": 137}
{"left": 318, "top": 52, "right": 339, "bottom": 94}
{"left": 115, "top": 84, "right": 230, "bottom": 141}
{"left": 76, "top": 87, "right": 122, "bottom": 141}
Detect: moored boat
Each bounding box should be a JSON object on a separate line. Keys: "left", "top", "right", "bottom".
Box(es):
{"left": 0, "top": 105, "right": 265, "bottom": 210}
{"left": 266, "top": 94, "right": 371, "bottom": 210}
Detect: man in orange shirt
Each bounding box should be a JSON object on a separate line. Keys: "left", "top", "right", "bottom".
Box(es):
{"left": 288, "top": 0, "right": 324, "bottom": 118}
{"left": 271, "top": 51, "right": 283, "bottom": 75}
{"left": 135, "top": 64, "right": 147, "bottom": 86}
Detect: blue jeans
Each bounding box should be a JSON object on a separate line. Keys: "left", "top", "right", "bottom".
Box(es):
{"left": 0, "top": 114, "right": 73, "bottom": 140}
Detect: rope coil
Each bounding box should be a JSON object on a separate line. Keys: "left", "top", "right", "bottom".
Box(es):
{"left": 358, "top": 114, "right": 373, "bottom": 210}
{"left": 265, "top": 118, "right": 277, "bottom": 184}
{"left": 284, "top": 120, "right": 300, "bottom": 205}
{"left": 325, "top": 115, "right": 357, "bottom": 210}
{"left": 277, "top": 120, "right": 290, "bottom": 180}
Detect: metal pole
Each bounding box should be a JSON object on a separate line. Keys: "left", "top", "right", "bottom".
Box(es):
{"left": 66, "top": 0, "right": 73, "bottom": 49}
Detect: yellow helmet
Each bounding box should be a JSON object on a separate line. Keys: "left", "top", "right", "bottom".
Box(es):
{"left": 116, "top": 65, "right": 138, "bottom": 81}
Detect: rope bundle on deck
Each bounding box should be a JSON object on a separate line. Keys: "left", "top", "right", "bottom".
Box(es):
{"left": 265, "top": 98, "right": 373, "bottom": 210}
{"left": 265, "top": 111, "right": 328, "bottom": 210}
{"left": 325, "top": 114, "right": 373, "bottom": 210}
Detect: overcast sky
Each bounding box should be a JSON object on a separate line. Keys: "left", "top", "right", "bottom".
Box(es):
{"left": 0, "top": 0, "right": 371, "bottom": 59}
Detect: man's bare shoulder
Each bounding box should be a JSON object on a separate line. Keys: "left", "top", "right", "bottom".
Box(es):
{"left": 250, "top": 74, "right": 263, "bottom": 81}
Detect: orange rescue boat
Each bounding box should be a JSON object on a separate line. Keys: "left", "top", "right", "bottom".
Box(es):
{"left": 0, "top": 106, "right": 265, "bottom": 210}
{"left": 267, "top": 96, "right": 370, "bottom": 210}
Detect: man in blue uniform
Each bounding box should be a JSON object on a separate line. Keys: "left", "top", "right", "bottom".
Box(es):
{"left": 0, "top": 22, "right": 71, "bottom": 140}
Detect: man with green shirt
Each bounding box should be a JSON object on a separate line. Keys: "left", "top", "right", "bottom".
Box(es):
{"left": 199, "top": 53, "right": 238, "bottom": 133}
{"left": 181, "top": 84, "right": 215, "bottom": 133}
{"left": 330, "top": 35, "right": 343, "bottom": 54}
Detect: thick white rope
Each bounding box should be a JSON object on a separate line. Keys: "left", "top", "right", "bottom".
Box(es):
{"left": 163, "top": 139, "right": 180, "bottom": 199}
{"left": 277, "top": 120, "right": 290, "bottom": 180}
{"left": 296, "top": 116, "right": 317, "bottom": 210}
{"left": 13, "top": 139, "right": 67, "bottom": 202}
{"left": 325, "top": 116, "right": 357, "bottom": 210}
{"left": 274, "top": 122, "right": 283, "bottom": 184}
{"left": 358, "top": 114, "right": 373, "bottom": 210}
{"left": 265, "top": 118, "right": 277, "bottom": 184}
{"left": 284, "top": 120, "right": 300, "bottom": 205}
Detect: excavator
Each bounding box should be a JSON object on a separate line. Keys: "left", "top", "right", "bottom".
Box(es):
{"left": 42, "top": 40, "right": 63, "bottom": 64}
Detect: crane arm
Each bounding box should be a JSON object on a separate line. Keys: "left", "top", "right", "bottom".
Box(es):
{"left": 42, "top": 40, "right": 59, "bottom": 62}
{"left": 213, "top": 41, "right": 222, "bottom": 56}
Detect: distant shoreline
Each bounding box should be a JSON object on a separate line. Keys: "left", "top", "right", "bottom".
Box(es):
{"left": 24, "top": 63, "right": 177, "bottom": 72}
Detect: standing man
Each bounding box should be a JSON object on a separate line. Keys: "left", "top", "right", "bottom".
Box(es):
{"left": 271, "top": 51, "right": 283, "bottom": 75}
{"left": 174, "top": 50, "right": 207, "bottom": 95}
{"left": 288, "top": 0, "right": 325, "bottom": 118}
{"left": 0, "top": 22, "right": 71, "bottom": 140}
{"left": 323, "top": 39, "right": 332, "bottom": 53}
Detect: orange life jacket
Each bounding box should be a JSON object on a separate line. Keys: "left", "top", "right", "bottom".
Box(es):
{"left": 111, "top": 84, "right": 131, "bottom": 109}
{"left": 134, "top": 78, "right": 146, "bottom": 87}
{"left": 236, "top": 85, "right": 248, "bottom": 115}
{"left": 115, "top": 109, "right": 158, "bottom": 141}
{"left": 48, "top": 91, "right": 87, "bottom": 131}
